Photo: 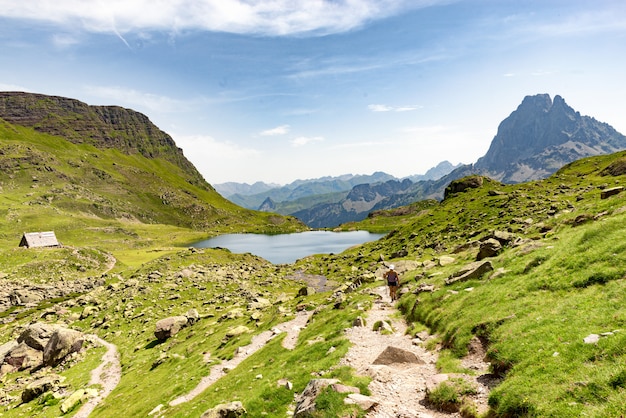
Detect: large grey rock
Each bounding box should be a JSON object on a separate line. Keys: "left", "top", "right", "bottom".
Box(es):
{"left": 200, "top": 401, "right": 247, "bottom": 417}
{"left": 18, "top": 322, "right": 60, "bottom": 350}
{"left": 154, "top": 316, "right": 188, "bottom": 341}
{"left": 21, "top": 374, "right": 63, "bottom": 402}
{"left": 4, "top": 342, "right": 42, "bottom": 370}
{"left": 344, "top": 393, "right": 378, "bottom": 411}
{"left": 446, "top": 261, "right": 494, "bottom": 285}
{"left": 0, "top": 340, "right": 18, "bottom": 364}
{"left": 477, "top": 238, "right": 502, "bottom": 260}
{"left": 373, "top": 346, "right": 425, "bottom": 366}
{"left": 294, "top": 379, "right": 339, "bottom": 417}
{"left": 43, "top": 328, "right": 84, "bottom": 367}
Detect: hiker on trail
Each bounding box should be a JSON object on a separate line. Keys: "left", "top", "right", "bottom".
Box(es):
{"left": 384, "top": 264, "right": 400, "bottom": 301}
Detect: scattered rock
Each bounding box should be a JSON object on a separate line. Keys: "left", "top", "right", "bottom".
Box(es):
{"left": 21, "top": 374, "right": 63, "bottom": 402}
{"left": 43, "top": 328, "right": 84, "bottom": 367}
{"left": 446, "top": 261, "right": 493, "bottom": 285}
{"left": 373, "top": 346, "right": 425, "bottom": 366}
{"left": 477, "top": 238, "right": 502, "bottom": 260}
{"left": 200, "top": 401, "right": 247, "bottom": 417}
{"left": 294, "top": 379, "right": 339, "bottom": 417}
{"left": 344, "top": 393, "right": 378, "bottom": 411}
{"left": 225, "top": 325, "right": 250, "bottom": 339}
{"left": 154, "top": 316, "right": 188, "bottom": 341}
{"left": 583, "top": 334, "right": 600, "bottom": 344}
{"left": 17, "top": 322, "right": 60, "bottom": 351}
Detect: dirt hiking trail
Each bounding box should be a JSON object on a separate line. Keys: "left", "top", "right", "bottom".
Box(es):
{"left": 340, "top": 285, "right": 492, "bottom": 417}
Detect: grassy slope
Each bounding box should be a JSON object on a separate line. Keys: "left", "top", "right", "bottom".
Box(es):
{"left": 330, "top": 151, "right": 626, "bottom": 416}
{"left": 0, "top": 119, "right": 306, "bottom": 268}
{"left": 2, "top": 111, "right": 626, "bottom": 417}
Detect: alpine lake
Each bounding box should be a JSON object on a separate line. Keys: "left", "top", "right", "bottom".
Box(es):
{"left": 190, "top": 230, "right": 385, "bottom": 264}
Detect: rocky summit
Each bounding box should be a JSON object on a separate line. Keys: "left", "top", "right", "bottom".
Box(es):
{"left": 474, "top": 93, "right": 626, "bottom": 182}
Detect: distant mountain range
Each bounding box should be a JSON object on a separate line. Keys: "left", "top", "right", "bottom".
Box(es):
{"left": 216, "top": 94, "right": 626, "bottom": 228}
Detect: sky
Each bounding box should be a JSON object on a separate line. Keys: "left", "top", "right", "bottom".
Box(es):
{"left": 0, "top": 0, "right": 625, "bottom": 185}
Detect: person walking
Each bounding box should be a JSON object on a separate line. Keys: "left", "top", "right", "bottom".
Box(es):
{"left": 384, "top": 264, "right": 400, "bottom": 301}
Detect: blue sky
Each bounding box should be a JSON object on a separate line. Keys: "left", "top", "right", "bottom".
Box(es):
{"left": 1, "top": 1, "right": 625, "bottom": 185}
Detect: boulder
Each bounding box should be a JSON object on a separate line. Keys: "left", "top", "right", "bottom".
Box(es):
{"left": 248, "top": 297, "right": 271, "bottom": 310}
{"left": 444, "top": 176, "right": 484, "bottom": 199}
{"left": 298, "top": 286, "right": 316, "bottom": 297}
{"left": 330, "top": 383, "right": 360, "bottom": 394}
{"left": 0, "top": 340, "right": 18, "bottom": 364}
{"left": 225, "top": 325, "right": 250, "bottom": 339}
{"left": 600, "top": 186, "right": 624, "bottom": 199}
{"left": 17, "top": 322, "right": 60, "bottom": 350}
{"left": 344, "top": 393, "right": 378, "bottom": 411}
{"left": 294, "top": 379, "right": 339, "bottom": 417}
{"left": 446, "top": 261, "right": 493, "bottom": 285}
{"left": 61, "top": 389, "right": 88, "bottom": 414}
{"left": 185, "top": 309, "right": 200, "bottom": 325}
{"left": 476, "top": 238, "right": 502, "bottom": 260}
{"left": 154, "top": 316, "right": 188, "bottom": 341}
{"left": 4, "top": 342, "right": 42, "bottom": 370}
{"left": 21, "top": 374, "right": 63, "bottom": 403}
{"left": 42, "top": 328, "right": 84, "bottom": 367}
{"left": 200, "top": 401, "right": 247, "bottom": 418}
{"left": 373, "top": 346, "right": 425, "bottom": 366}
{"left": 438, "top": 256, "right": 456, "bottom": 266}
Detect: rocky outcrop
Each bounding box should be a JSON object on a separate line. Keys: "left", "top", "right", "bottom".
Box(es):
{"left": 444, "top": 176, "right": 484, "bottom": 199}
{"left": 0, "top": 92, "right": 208, "bottom": 189}
{"left": 474, "top": 94, "right": 626, "bottom": 183}
{"left": 0, "top": 277, "right": 105, "bottom": 317}
{"left": 1, "top": 323, "right": 85, "bottom": 375}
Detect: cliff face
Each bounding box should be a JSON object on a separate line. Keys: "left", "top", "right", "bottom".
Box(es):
{"left": 474, "top": 94, "right": 626, "bottom": 182}
{"left": 0, "top": 92, "right": 209, "bottom": 189}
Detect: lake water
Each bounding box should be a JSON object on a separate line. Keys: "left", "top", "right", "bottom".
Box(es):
{"left": 191, "top": 230, "right": 385, "bottom": 264}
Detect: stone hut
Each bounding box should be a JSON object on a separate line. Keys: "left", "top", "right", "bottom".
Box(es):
{"left": 19, "top": 231, "right": 60, "bottom": 248}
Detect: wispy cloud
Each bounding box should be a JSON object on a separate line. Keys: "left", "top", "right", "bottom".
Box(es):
{"left": 291, "top": 136, "right": 324, "bottom": 147}
{"left": 0, "top": 83, "right": 32, "bottom": 92}
{"left": 83, "top": 85, "right": 189, "bottom": 113}
{"left": 0, "top": 0, "right": 434, "bottom": 37}
{"left": 260, "top": 125, "right": 290, "bottom": 136}
{"left": 368, "top": 104, "right": 422, "bottom": 112}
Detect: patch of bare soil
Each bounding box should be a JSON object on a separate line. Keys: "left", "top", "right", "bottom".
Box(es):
{"left": 340, "top": 286, "right": 493, "bottom": 417}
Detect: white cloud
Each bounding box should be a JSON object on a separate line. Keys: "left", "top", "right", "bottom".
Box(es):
{"left": 368, "top": 104, "right": 421, "bottom": 112}
{"left": 368, "top": 104, "right": 393, "bottom": 112}
{"left": 83, "top": 85, "right": 188, "bottom": 113}
{"left": 172, "top": 133, "right": 262, "bottom": 183}
{"left": 260, "top": 125, "right": 290, "bottom": 136}
{"left": 0, "top": 83, "right": 32, "bottom": 92}
{"left": 291, "top": 136, "right": 324, "bottom": 147}
{"left": 0, "top": 0, "right": 431, "bottom": 37}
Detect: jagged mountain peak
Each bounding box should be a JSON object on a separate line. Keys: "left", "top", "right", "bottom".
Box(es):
{"left": 474, "top": 93, "right": 626, "bottom": 182}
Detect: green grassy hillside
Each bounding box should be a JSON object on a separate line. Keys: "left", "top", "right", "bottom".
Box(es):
{"left": 327, "top": 151, "right": 626, "bottom": 416}
{"left": 0, "top": 119, "right": 305, "bottom": 264}
{"left": 2, "top": 109, "right": 626, "bottom": 417}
